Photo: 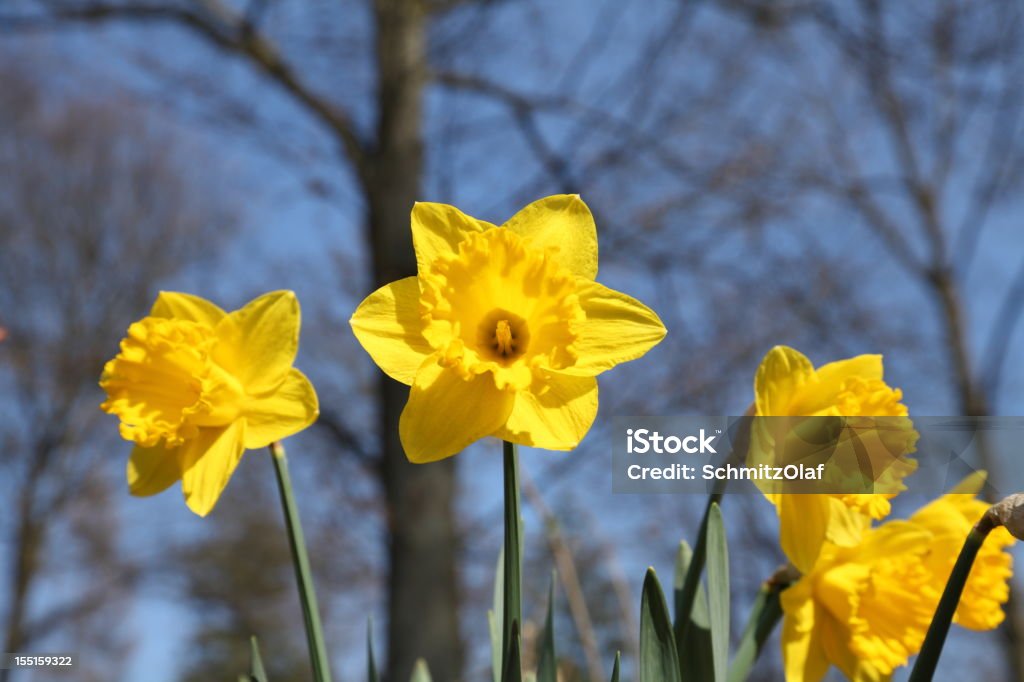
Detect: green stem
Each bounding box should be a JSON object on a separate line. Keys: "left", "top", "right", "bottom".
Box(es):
{"left": 908, "top": 517, "right": 995, "bottom": 682}
{"left": 269, "top": 442, "right": 333, "bottom": 682}
{"left": 727, "top": 579, "right": 787, "bottom": 682}
{"left": 502, "top": 440, "right": 522, "bottom": 670}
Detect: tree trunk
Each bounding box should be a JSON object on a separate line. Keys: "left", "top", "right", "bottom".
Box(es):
{"left": 363, "top": 2, "right": 464, "bottom": 681}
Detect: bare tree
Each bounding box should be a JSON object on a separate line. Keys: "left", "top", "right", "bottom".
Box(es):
{"left": 0, "top": 63, "right": 231, "bottom": 682}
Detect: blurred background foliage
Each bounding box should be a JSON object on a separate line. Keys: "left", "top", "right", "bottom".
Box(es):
{"left": 0, "top": 1, "right": 1022, "bottom": 681}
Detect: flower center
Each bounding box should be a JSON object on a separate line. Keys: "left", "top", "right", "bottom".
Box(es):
{"left": 100, "top": 316, "right": 245, "bottom": 447}
{"left": 478, "top": 310, "right": 530, "bottom": 364}
{"left": 419, "top": 228, "right": 584, "bottom": 390}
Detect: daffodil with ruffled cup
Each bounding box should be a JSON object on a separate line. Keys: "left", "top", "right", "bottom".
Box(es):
{"left": 780, "top": 475, "right": 1014, "bottom": 682}
{"left": 751, "top": 345, "right": 918, "bottom": 572}
{"left": 100, "top": 291, "right": 319, "bottom": 516}
{"left": 350, "top": 195, "right": 666, "bottom": 462}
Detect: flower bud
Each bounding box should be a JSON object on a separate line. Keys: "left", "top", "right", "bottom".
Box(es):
{"left": 987, "top": 493, "right": 1024, "bottom": 541}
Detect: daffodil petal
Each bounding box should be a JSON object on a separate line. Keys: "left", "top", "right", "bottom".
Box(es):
{"left": 350, "top": 277, "right": 433, "bottom": 385}
{"left": 816, "top": 354, "right": 883, "bottom": 387}
{"left": 399, "top": 357, "right": 513, "bottom": 463}
{"left": 562, "top": 279, "right": 666, "bottom": 376}
{"left": 127, "top": 442, "right": 184, "bottom": 496}
{"left": 792, "top": 354, "right": 883, "bottom": 414}
{"left": 780, "top": 582, "right": 830, "bottom": 682}
{"left": 503, "top": 195, "right": 598, "bottom": 279}
{"left": 496, "top": 372, "right": 598, "bottom": 450}
{"left": 411, "top": 201, "right": 494, "bottom": 274}
{"left": 754, "top": 346, "right": 815, "bottom": 416}
{"left": 150, "top": 291, "right": 226, "bottom": 327}
{"left": 778, "top": 493, "right": 830, "bottom": 574}
{"left": 858, "top": 520, "right": 932, "bottom": 559}
{"left": 824, "top": 497, "right": 870, "bottom": 546}
{"left": 243, "top": 368, "right": 319, "bottom": 448}
{"left": 948, "top": 470, "right": 987, "bottom": 495}
{"left": 180, "top": 421, "right": 246, "bottom": 517}
{"left": 215, "top": 290, "right": 299, "bottom": 395}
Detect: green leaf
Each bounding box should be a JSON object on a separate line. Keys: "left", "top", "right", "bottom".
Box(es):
{"left": 367, "top": 618, "right": 379, "bottom": 682}
{"left": 502, "top": 441, "right": 523, "bottom": 670}
{"left": 727, "top": 584, "right": 783, "bottom": 682}
{"left": 706, "top": 504, "right": 730, "bottom": 682}
{"left": 674, "top": 500, "right": 714, "bottom": 664}
{"left": 249, "top": 635, "right": 268, "bottom": 682}
{"left": 610, "top": 651, "right": 621, "bottom": 682}
{"left": 537, "top": 572, "right": 557, "bottom": 682}
{"left": 410, "top": 659, "right": 432, "bottom": 682}
{"left": 640, "top": 568, "right": 682, "bottom": 682}
{"left": 501, "top": 622, "right": 523, "bottom": 682}
{"left": 673, "top": 541, "right": 713, "bottom": 682}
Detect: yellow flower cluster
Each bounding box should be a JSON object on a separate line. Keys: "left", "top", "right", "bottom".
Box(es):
{"left": 755, "top": 347, "right": 1014, "bottom": 681}
{"left": 96, "top": 195, "right": 1015, "bottom": 682}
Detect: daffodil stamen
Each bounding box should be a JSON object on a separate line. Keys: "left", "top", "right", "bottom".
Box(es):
{"left": 493, "top": 320, "right": 515, "bottom": 356}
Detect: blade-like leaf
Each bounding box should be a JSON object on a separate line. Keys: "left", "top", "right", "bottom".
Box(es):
{"left": 537, "top": 572, "right": 557, "bottom": 682}
{"left": 673, "top": 541, "right": 713, "bottom": 682}
{"left": 501, "top": 622, "right": 523, "bottom": 682}
{"left": 640, "top": 568, "right": 682, "bottom": 682}
{"left": 249, "top": 635, "right": 268, "bottom": 682}
{"left": 727, "top": 584, "right": 783, "bottom": 682}
{"left": 410, "top": 659, "right": 432, "bottom": 682}
{"left": 367, "top": 617, "right": 379, "bottom": 682}
{"left": 610, "top": 651, "right": 621, "bottom": 682}
{"left": 503, "top": 441, "right": 523, "bottom": 669}
{"left": 706, "top": 504, "right": 730, "bottom": 682}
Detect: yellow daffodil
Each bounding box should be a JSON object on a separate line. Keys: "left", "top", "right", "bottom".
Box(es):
{"left": 781, "top": 478, "right": 1016, "bottom": 682}
{"left": 781, "top": 519, "right": 937, "bottom": 682}
{"left": 100, "top": 291, "right": 319, "bottom": 516}
{"left": 751, "top": 346, "right": 918, "bottom": 572}
{"left": 910, "top": 472, "right": 1015, "bottom": 630}
{"left": 350, "top": 195, "right": 666, "bottom": 463}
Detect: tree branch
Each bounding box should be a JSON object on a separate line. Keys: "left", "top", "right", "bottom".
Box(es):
{"left": 981, "top": 256, "right": 1024, "bottom": 403}
{"left": 0, "top": 2, "right": 367, "bottom": 171}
